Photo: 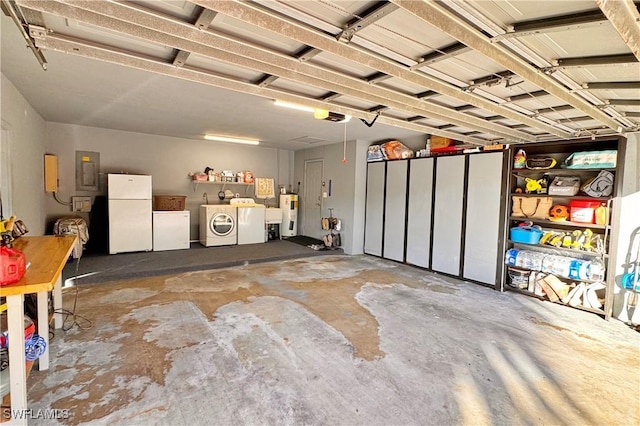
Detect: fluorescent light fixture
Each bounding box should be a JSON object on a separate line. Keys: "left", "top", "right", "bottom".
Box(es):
{"left": 204, "top": 135, "right": 260, "bottom": 145}
{"left": 273, "top": 100, "right": 315, "bottom": 112}
{"left": 338, "top": 115, "right": 352, "bottom": 123}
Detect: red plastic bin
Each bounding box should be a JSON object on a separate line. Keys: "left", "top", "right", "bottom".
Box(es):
{"left": 570, "top": 199, "right": 601, "bottom": 224}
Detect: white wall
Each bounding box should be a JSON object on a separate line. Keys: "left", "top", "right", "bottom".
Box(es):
{"left": 1, "top": 73, "right": 47, "bottom": 235}
{"left": 45, "top": 123, "right": 293, "bottom": 239}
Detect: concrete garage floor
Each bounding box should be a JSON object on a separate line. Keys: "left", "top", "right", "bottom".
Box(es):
{"left": 28, "top": 255, "right": 639, "bottom": 425}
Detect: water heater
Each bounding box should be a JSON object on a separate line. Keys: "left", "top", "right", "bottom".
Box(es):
{"left": 280, "top": 194, "right": 298, "bottom": 237}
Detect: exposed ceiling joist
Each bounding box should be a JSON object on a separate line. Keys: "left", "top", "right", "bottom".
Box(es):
{"left": 194, "top": 0, "right": 571, "bottom": 139}
{"left": 1, "top": 0, "right": 47, "bottom": 69}
{"left": 596, "top": 0, "right": 640, "bottom": 61}
{"left": 32, "top": 33, "right": 490, "bottom": 145}
{"left": 492, "top": 8, "right": 609, "bottom": 41}
{"left": 18, "top": 0, "right": 526, "bottom": 140}
{"left": 390, "top": 0, "right": 625, "bottom": 133}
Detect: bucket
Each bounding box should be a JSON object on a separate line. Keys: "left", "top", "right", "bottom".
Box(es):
{"left": 510, "top": 227, "right": 543, "bottom": 244}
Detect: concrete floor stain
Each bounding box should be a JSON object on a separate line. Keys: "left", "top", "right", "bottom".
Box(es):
{"left": 23, "top": 256, "right": 640, "bottom": 425}
{"left": 29, "top": 257, "right": 405, "bottom": 423}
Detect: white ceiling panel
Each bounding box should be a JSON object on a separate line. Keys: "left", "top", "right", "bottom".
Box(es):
{"left": 1, "top": 0, "right": 637, "bottom": 150}
{"left": 525, "top": 26, "right": 631, "bottom": 59}
{"left": 469, "top": 0, "right": 599, "bottom": 26}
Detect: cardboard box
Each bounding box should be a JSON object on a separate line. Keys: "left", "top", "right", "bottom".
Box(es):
{"left": 430, "top": 136, "right": 455, "bottom": 149}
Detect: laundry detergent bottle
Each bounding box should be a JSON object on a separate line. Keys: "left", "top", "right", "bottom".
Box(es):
{"left": 513, "top": 148, "right": 527, "bottom": 169}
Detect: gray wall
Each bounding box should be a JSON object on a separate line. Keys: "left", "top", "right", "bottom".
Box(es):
{"left": 294, "top": 140, "right": 362, "bottom": 254}
{"left": 44, "top": 123, "right": 294, "bottom": 240}
{"left": 1, "top": 73, "right": 48, "bottom": 235}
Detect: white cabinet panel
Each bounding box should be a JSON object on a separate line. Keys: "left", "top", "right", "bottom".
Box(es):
{"left": 108, "top": 199, "right": 152, "bottom": 254}
{"left": 406, "top": 158, "right": 434, "bottom": 268}
{"left": 364, "top": 162, "right": 385, "bottom": 256}
{"left": 463, "top": 152, "right": 503, "bottom": 284}
{"left": 431, "top": 156, "right": 465, "bottom": 275}
{"left": 383, "top": 160, "right": 408, "bottom": 261}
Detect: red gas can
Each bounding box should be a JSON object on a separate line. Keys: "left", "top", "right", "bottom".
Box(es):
{"left": 0, "top": 246, "right": 26, "bottom": 286}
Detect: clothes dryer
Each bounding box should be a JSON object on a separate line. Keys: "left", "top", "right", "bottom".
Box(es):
{"left": 199, "top": 204, "right": 237, "bottom": 246}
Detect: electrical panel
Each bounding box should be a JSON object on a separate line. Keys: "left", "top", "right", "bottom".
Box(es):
{"left": 75, "top": 151, "right": 100, "bottom": 191}
{"left": 44, "top": 154, "right": 58, "bottom": 193}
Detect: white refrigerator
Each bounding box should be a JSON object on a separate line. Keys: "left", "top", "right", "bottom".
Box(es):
{"left": 108, "top": 174, "right": 153, "bottom": 254}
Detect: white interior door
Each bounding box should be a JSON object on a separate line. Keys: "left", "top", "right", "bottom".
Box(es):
{"left": 302, "top": 160, "right": 323, "bottom": 238}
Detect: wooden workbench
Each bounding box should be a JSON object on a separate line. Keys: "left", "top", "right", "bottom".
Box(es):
{"left": 1, "top": 235, "right": 76, "bottom": 425}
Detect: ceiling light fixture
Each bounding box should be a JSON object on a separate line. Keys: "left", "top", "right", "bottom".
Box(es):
{"left": 274, "top": 100, "right": 351, "bottom": 123}
{"left": 273, "top": 100, "right": 315, "bottom": 112}
{"left": 204, "top": 135, "right": 260, "bottom": 145}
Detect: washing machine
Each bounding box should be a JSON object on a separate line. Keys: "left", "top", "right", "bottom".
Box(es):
{"left": 199, "top": 204, "right": 237, "bottom": 247}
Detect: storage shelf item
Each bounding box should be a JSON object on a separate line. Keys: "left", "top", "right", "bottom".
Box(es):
{"left": 509, "top": 241, "right": 607, "bottom": 258}
{"left": 502, "top": 137, "right": 625, "bottom": 320}
{"left": 507, "top": 285, "right": 605, "bottom": 316}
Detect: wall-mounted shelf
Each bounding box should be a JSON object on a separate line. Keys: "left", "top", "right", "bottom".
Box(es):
{"left": 508, "top": 216, "right": 608, "bottom": 230}
{"left": 509, "top": 241, "right": 607, "bottom": 259}
{"left": 190, "top": 179, "right": 254, "bottom": 193}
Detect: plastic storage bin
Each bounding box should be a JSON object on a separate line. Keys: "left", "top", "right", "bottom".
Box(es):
{"left": 510, "top": 227, "right": 543, "bottom": 244}
{"left": 570, "top": 199, "right": 601, "bottom": 224}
